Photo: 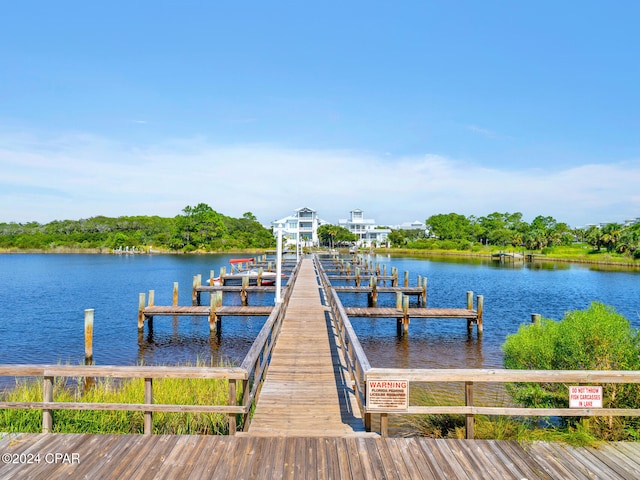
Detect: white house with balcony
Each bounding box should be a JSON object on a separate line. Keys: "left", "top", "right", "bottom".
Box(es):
{"left": 271, "top": 207, "right": 327, "bottom": 247}
{"left": 338, "top": 209, "right": 391, "bottom": 247}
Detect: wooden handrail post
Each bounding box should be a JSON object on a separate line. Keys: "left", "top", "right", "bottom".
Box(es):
{"left": 144, "top": 377, "right": 153, "bottom": 435}
{"left": 229, "top": 379, "right": 237, "bottom": 435}
{"left": 465, "top": 381, "right": 474, "bottom": 439}
{"left": 42, "top": 376, "right": 54, "bottom": 433}
{"left": 380, "top": 413, "right": 389, "bottom": 437}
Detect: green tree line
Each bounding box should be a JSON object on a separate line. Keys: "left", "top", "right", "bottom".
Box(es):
{"left": 388, "top": 212, "right": 640, "bottom": 259}
{"left": 0, "top": 203, "right": 275, "bottom": 252}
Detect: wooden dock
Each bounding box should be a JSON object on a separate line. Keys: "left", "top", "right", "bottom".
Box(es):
{"left": 344, "top": 306, "right": 482, "bottom": 335}
{"left": 2, "top": 432, "right": 640, "bottom": 479}
{"left": 246, "top": 258, "right": 368, "bottom": 436}
{"left": 4, "top": 254, "right": 640, "bottom": 478}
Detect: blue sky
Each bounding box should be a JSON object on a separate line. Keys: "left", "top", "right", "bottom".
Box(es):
{"left": 1, "top": 1, "right": 639, "bottom": 228}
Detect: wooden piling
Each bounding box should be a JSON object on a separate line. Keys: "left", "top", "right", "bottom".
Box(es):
{"left": 467, "top": 291, "right": 474, "bottom": 335}
{"left": 84, "top": 309, "right": 94, "bottom": 365}
{"left": 241, "top": 275, "right": 249, "bottom": 305}
{"left": 209, "top": 291, "right": 222, "bottom": 333}
{"left": 398, "top": 295, "right": 409, "bottom": 334}
{"left": 173, "top": 282, "right": 179, "bottom": 306}
{"left": 368, "top": 276, "right": 378, "bottom": 307}
{"left": 477, "top": 295, "right": 484, "bottom": 335}
{"left": 138, "top": 293, "right": 146, "bottom": 331}
{"left": 192, "top": 275, "right": 201, "bottom": 305}
{"left": 421, "top": 277, "right": 427, "bottom": 306}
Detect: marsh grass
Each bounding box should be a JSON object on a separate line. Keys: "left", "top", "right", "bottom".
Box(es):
{"left": 0, "top": 361, "right": 238, "bottom": 435}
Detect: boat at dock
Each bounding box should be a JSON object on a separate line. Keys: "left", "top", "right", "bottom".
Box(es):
{"left": 208, "top": 258, "right": 279, "bottom": 286}
{"left": 208, "top": 269, "right": 278, "bottom": 286}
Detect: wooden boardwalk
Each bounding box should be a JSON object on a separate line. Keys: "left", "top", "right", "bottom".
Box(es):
{"left": 2, "top": 432, "right": 640, "bottom": 479}
{"left": 246, "top": 257, "right": 368, "bottom": 436}
{"left": 3, "top": 255, "right": 640, "bottom": 478}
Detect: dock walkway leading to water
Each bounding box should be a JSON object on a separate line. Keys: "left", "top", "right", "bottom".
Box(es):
{"left": 246, "top": 257, "right": 369, "bottom": 436}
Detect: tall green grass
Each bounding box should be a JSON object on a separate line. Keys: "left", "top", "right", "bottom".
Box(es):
{"left": 0, "top": 362, "right": 239, "bottom": 435}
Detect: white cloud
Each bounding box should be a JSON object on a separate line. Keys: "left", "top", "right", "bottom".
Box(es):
{"left": 1, "top": 131, "right": 639, "bottom": 228}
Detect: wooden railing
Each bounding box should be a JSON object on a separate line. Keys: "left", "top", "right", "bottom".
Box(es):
{"left": 366, "top": 368, "right": 640, "bottom": 438}
{"left": 0, "top": 258, "right": 301, "bottom": 436}
{"left": 315, "top": 254, "right": 371, "bottom": 424}
{"left": 317, "top": 253, "right": 640, "bottom": 438}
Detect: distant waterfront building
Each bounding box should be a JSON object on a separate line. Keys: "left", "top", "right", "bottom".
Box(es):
{"left": 271, "top": 207, "right": 327, "bottom": 247}
{"left": 338, "top": 209, "right": 391, "bottom": 247}
{"left": 393, "top": 220, "right": 427, "bottom": 231}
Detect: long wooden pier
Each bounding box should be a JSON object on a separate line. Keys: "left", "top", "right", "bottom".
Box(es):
{"left": 246, "top": 258, "right": 369, "bottom": 436}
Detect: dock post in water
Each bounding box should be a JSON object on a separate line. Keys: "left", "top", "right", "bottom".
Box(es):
{"left": 477, "top": 295, "right": 484, "bottom": 335}
{"left": 137, "top": 293, "right": 146, "bottom": 331}
{"left": 192, "top": 275, "right": 201, "bottom": 305}
{"left": 368, "top": 275, "right": 378, "bottom": 306}
{"left": 241, "top": 275, "right": 249, "bottom": 305}
{"left": 467, "top": 291, "right": 474, "bottom": 334}
{"left": 84, "top": 308, "right": 94, "bottom": 365}
{"left": 172, "top": 282, "right": 179, "bottom": 306}
{"left": 209, "top": 291, "right": 222, "bottom": 333}
{"left": 421, "top": 276, "right": 427, "bottom": 306}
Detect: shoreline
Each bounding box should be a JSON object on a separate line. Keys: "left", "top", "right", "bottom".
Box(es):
{"left": 1, "top": 246, "right": 639, "bottom": 269}
{"left": 373, "top": 247, "right": 640, "bottom": 269}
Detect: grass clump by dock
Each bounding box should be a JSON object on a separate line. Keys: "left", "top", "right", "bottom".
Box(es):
{"left": 0, "top": 361, "right": 239, "bottom": 435}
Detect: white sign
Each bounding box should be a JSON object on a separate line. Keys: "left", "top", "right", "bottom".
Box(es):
{"left": 367, "top": 380, "right": 409, "bottom": 411}
{"left": 569, "top": 386, "right": 603, "bottom": 408}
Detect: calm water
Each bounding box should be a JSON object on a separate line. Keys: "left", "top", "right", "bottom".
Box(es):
{"left": 1, "top": 253, "right": 639, "bottom": 385}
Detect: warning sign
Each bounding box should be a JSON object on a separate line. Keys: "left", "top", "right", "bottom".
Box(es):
{"left": 569, "top": 386, "right": 603, "bottom": 408}
{"left": 367, "top": 379, "right": 409, "bottom": 411}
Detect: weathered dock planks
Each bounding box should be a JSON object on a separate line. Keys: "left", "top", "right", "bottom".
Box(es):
{"left": 2, "top": 433, "right": 640, "bottom": 479}
{"left": 142, "top": 305, "right": 273, "bottom": 317}
{"left": 246, "top": 257, "right": 369, "bottom": 437}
